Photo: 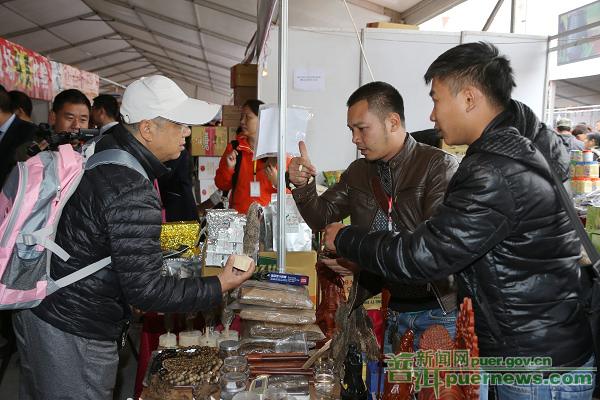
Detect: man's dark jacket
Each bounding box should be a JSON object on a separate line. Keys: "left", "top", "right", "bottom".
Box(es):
{"left": 292, "top": 134, "right": 459, "bottom": 312}
{"left": 33, "top": 124, "right": 222, "bottom": 341}
{"left": 335, "top": 101, "right": 593, "bottom": 368}
{"left": 0, "top": 116, "right": 38, "bottom": 188}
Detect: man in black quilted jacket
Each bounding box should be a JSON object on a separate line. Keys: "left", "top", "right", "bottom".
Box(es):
{"left": 323, "top": 43, "right": 595, "bottom": 399}
{"left": 13, "top": 76, "right": 255, "bottom": 400}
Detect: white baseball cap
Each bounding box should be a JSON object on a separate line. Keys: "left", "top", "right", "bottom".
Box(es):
{"left": 120, "top": 75, "right": 220, "bottom": 125}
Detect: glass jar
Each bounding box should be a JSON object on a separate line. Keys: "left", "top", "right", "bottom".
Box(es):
{"left": 223, "top": 356, "right": 249, "bottom": 376}
{"left": 232, "top": 392, "right": 260, "bottom": 400}
{"left": 263, "top": 387, "right": 288, "bottom": 400}
{"left": 220, "top": 372, "right": 248, "bottom": 400}
{"left": 219, "top": 340, "right": 240, "bottom": 359}
{"left": 313, "top": 358, "right": 336, "bottom": 398}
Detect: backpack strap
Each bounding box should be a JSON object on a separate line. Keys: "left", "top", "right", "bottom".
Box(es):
{"left": 20, "top": 149, "right": 149, "bottom": 287}
{"left": 86, "top": 149, "right": 149, "bottom": 180}
{"left": 52, "top": 149, "right": 150, "bottom": 283}
{"left": 54, "top": 256, "right": 112, "bottom": 288}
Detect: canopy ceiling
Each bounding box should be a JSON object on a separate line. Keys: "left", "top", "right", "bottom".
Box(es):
{"left": 0, "top": 0, "right": 464, "bottom": 103}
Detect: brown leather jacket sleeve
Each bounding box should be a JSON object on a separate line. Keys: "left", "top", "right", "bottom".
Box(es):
{"left": 291, "top": 169, "right": 355, "bottom": 231}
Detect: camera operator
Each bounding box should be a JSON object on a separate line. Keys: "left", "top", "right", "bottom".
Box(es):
{"left": 49, "top": 88, "right": 91, "bottom": 133}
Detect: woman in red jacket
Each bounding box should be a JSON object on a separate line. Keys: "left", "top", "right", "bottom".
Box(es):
{"left": 215, "top": 99, "right": 279, "bottom": 214}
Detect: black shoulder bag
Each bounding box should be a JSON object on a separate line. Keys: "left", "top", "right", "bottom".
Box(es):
{"left": 223, "top": 139, "right": 243, "bottom": 207}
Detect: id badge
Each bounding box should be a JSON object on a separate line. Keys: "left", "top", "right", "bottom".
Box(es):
{"left": 250, "top": 181, "right": 261, "bottom": 197}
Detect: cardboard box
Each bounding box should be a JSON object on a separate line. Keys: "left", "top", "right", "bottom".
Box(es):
{"left": 230, "top": 63, "right": 258, "bottom": 87}
{"left": 234, "top": 86, "right": 257, "bottom": 106}
{"left": 258, "top": 251, "right": 318, "bottom": 305}
{"left": 197, "top": 156, "right": 221, "bottom": 180}
{"left": 366, "top": 22, "right": 419, "bottom": 30}
{"left": 222, "top": 105, "right": 242, "bottom": 127}
{"left": 191, "top": 126, "right": 234, "bottom": 156}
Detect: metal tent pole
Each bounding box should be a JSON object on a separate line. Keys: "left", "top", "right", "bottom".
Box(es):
{"left": 277, "top": 0, "right": 288, "bottom": 273}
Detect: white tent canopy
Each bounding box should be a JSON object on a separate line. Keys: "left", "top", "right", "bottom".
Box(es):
{"left": 0, "top": 0, "right": 464, "bottom": 104}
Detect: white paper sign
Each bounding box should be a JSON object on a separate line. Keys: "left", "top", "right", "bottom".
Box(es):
{"left": 197, "top": 156, "right": 221, "bottom": 180}
{"left": 199, "top": 179, "right": 218, "bottom": 203}
{"left": 255, "top": 105, "right": 312, "bottom": 160}
{"left": 293, "top": 68, "right": 325, "bottom": 91}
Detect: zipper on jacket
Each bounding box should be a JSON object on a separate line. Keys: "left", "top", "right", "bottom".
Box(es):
{"left": 1, "top": 163, "right": 27, "bottom": 247}
{"left": 428, "top": 282, "right": 449, "bottom": 315}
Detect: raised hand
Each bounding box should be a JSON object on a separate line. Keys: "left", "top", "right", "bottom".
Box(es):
{"left": 288, "top": 141, "right": 317, "bottom": 188}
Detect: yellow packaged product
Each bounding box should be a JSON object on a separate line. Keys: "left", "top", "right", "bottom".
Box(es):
{"left": 160, "top": 221, "right": 200, "bottom": 258}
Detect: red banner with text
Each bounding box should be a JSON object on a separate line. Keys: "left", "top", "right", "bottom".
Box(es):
{"left": 0, "top": 37, "right": 53, "bottom": 101}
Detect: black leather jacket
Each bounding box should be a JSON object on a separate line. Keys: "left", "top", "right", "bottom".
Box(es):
{"left": 335, "top": 101, "right": 593, "bottom": 367}
{"left": 33, "top": 124, "right": 222, "bottom": 341}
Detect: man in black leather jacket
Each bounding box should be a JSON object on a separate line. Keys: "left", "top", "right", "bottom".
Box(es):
{"left": 324, "top": 43, "right": 595, "bottom": 399}
{"left": 13, "top": 76, "right": 255, "bottom": 400}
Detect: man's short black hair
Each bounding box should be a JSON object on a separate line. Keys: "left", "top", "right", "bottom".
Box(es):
{"left": 346, "top": 81, "right": 405, "bottom": 126}
{"left": 9, "top": 90, "right": 32, "bottom": 117}
{"left": 0, "top": 84, "right": 12, "bottom": 114}
{"left": 92, "top": 94, "right": 119, "bottom": 120}
{"left": 52, "top": 89, "right": 91, "bottom": 114}
{"left": 424, "top": 42, "right": 516, "bottom": 109}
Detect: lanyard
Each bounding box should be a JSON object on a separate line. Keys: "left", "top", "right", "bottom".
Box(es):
{"left": 253, "top": 160, "right": 258, "bottom": 181}
{"left": 387, "top": 195, "right": 393, "bottom": 231}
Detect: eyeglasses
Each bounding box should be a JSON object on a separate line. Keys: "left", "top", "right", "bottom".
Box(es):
{"left": 155, "top": 119, "right": 190, "bottom": 135}
{"left": 174, "top": 123, "right": 190, "bottom": 135}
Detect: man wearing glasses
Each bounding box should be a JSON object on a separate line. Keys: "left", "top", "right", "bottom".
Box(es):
{"left": 14, "top": 76, "right": 255, "bottom": 399}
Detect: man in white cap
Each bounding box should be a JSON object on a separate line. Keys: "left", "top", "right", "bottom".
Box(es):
{"left": 13, "top": 76, "right": 255, "bottom": 400}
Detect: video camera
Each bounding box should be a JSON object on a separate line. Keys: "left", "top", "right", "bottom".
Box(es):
{"left": 27, "top": 123, "right": 101, "bottom": 156}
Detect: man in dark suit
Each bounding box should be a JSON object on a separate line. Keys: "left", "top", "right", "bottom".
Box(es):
{"left": 0, "top": 85, "right": 38, "bottom": 362}
{"left": 0, "top": 85, "right": 38, "bottom": 189}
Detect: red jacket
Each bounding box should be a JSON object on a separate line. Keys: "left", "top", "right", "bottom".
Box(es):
{"left": 215, "top": 135, "right": 279, "bottom": 214}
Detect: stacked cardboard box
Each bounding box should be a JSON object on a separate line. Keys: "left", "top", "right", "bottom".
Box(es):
{"left": 230, "top": 63, "right": 257, "bottom": 106}
{"left": 221, "top": 105, "right": 242, "bottom": 128}
{"left": 191, "top": 126, "right": 237, "bottom": 157}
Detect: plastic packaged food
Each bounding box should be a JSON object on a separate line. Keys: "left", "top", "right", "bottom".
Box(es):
{"left": 243, "top": 320, "right": 325, "bottom": 342}
{"left": 238, "top": 336, "right": 313, "bottom": 356}
{"left": 239, "top": 305, "right": 316, "bottom": 325}
{"left": 238, "top": 281, "right": 314, "bottom": 309}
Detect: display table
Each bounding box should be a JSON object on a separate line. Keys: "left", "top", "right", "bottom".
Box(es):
{"left": 135, "top": 312, "right": 380, "bottom": 399}
{"left": 134, "top": 313, "right": 242, "bottom": 398}
{"left": 140, "top": 382, "right": 338, "bottom": 399}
